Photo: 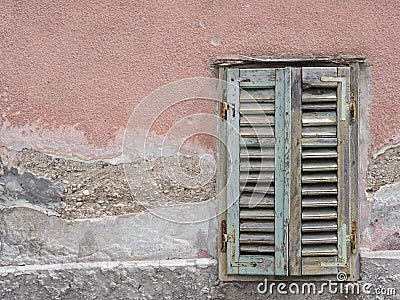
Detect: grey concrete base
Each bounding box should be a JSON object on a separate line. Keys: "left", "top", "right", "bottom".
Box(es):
{"left": 1, "top": 253, "right": 399, "bottom": 300}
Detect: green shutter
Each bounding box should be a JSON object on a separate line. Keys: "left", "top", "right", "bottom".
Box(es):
{"left": 226, "top": 68, "right": 278, "bottom": 275}
{"left": 223, "top": 66, "right": 358, "bottom": 279}
{"left": 299, "top": 67, "right": 350, "bottom": 276}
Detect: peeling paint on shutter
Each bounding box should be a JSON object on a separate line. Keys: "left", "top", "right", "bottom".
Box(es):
{"left": 226, "top": 68, "right": 279, "bottom": 275}
{"left": 300, "top": 67, "right": 350, "bottom": 276}
{"left": 222, "top": 64, "right": 359, "bottom": 280}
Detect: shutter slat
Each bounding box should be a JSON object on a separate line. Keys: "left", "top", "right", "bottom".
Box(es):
{"left": 302, "top": 208, "right": 338, "bottom": 220}
{"left": 302, "top": 67, "right": 338, "bottom": 88}
{"left": 240, "top": 245, "right": 275, "bottom": 253}
{"left": 302, "top": 126, "right": 337, "bottom": 137}
{"left": 240, "top": 158, "right": 274, "bottom": 172}
{"left": 240, "top": 183, "right": 275, "bottom": 194}
{"left": 240, "top": 127, "right": 274, "bottom": 138}
{"left": 240, "top": 88, "right": 275, "bottom": 101}
{"left": 302, "top": 246, "right": 338, "bottom": 256}
{"left": 302, "top": 256, "right": 338, "bottom": 275}
{"left": 239, "top": 171, "right": 274, "bottom": 182}
{"left": 240, "top": 208, "right": 275, "bottom": 219}
{"left": 302, "top": 196, "right": 338, "bottom": 207}
{"left": 302, "top": 103, "right": 337, "bottom": 110}
{"left": 302, "top": 89, "right": 337, "bottom": 102}
{"left": 240, "top": 102, "right": 274, "bottom": 114}
{"left": 240, "top": 147, "right": 275, "bottom": 158}
{"left": 302, "top": 112, "right": 337, "bottom": 126}
{"left": 240, "top": 115, "right": 275, "bottom": 126}
{"left": 302, "top": 172, "right": 338, "bottom": 183}
{"left": 239, "top": 69, "right": 276, "bottom": 88}
{"left": 240, "top": 221, "right": 274, "bottom": 232}
{"left": 302, "top": 160, "right": 338, "bottom": 171}
{"left": 302, "top": 233, "right": 338, "bottom": 244}
{"left": 302, "top": 221, "right": 338, "bottom": 232}
{"left": 240, "top": 138, "right": 275, "bottom": 147}
{"left": 302, "top": 138, "right": 338, "bottom": 147}
{"left": 302, "top": 149, "right": 338, "bottom": 159}
{"left": 240, "top": 233, "right": 275, "bottom": 244}
{"left": 302, "top": 184, "right": 338, "bottom": 195}
{"left": 240, "top": 194, "right": 274, "bottom": 208}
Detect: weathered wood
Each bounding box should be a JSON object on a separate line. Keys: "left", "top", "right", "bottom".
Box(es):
{"left": 239, "top": 171, "right": 274, "bottom": 182}
{"left": 302, "top": 149, "right": 338, "bottom": 158}
{"left": 337, "top": 67, "right": 351, "bottom": 276}
{"left": 302, "top": 208, "right": 338, "bottom": 220}
{"left": 240, "top": 88, "right": 275, "bottom": 101}
{"left": 240, "top": 194, "right": 274, "bottom": 208}
{"left": 240, "top": 183, "right": 275, "bottom": 194}
{"left": 240, "top": 126, "right": 274, "bottom": 138}
{"left": 302, "top": 111, "right": 337, "bottom": 126}
{"left": 240, "top": 102, "right": 275, "bottom": 114}
{"left": 302, "top": 233, "right": 338, "bottom": 244}
{"left": 240, "top": 233, "right": 275, "bottom": 244}
{"left": 302, "top": 89, "right": 337, "bottom": 102}
{"left": 302, "top": 102, "right": 337, "bottom": 110}
{"left": 301, "top": 184, "right": 338, "bottom": 195}
{"left": 288, "top": 67, "right": 302, "bottom": 276}
{"left": 302, "top": 245, "right": 338, "bottom": 257}
{"left": 239, "top": 69, "right": 276, "bottom": 88}
{"left": 301, "top": 137, "right": 337, "bottom": 147}
{"left": 240, "top": 115, "right": 275, "bottom": 126}
{"left": 240, "top": 147, "right": 275, "bottom": 158}
{"left": 302, "top": 172, "right": 338, "bottom": 183}
{"left": 302, "top": 126, "right": 337, "bottom": 137}
{"left": 274, "top": 68, "right": 287, "bottom": 276}
{"left": 240, "top": 208, "right": 275, "bottom": 219}
{"left": 302, "top": 256, "right": 338, "bottom": 275}
{"left": 240, "top": 221, "right": 275, "bottom": 232}
{"left": 240, "top": 158, "right": 275, "bottom": 172}
{"left": 302, "top": 67, "right": 338, "bottom": 88}
{"left": 348, "top": 62, "right": 360, "bottom": 281}
{"left": 302, "top": 221, "right": 338, "bottom": 232}
{"left": 302, "top": 160, "right": 338, "bottom": 171}
{"left": 240, "top": 245, "right": 275, "bottom": 253}
{"left": 240, "top": 137, "right": 275, "bottom": 148}
{"left": 226, "top": 68, "right": 241, "bottom": 273}
{"left": 302, "top": 195, "right": 338, "bottom": 207}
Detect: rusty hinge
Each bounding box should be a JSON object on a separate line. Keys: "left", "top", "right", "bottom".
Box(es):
{"left": 221, "top": 102, "right": 228, "bottom": 120}
{"left": 221, "top": 220, "right": 227, "bottom": 252}
{"left": 221, "top": 102, "right": 236, "bottom": 120}
{"left": 349, "top": 221, "right": 357, "bottom": 254}
{"left": 350, "top": 90, "right": 357, "bottom": 123}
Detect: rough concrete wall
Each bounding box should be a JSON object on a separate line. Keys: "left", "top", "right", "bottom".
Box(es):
{"left": 0, "top": 253, "right": 399, "bottom": 299}
{"left": 363, "top": 145, "right": 400, "bottom": 251}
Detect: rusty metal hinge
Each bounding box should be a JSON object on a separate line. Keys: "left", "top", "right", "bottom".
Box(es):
{"left": 350, "top": 91, "right": 357, "bottom": 123}
{"left": 221, "top": 102, "right": 236, "bottom": 120}
{"left": 350, "top": 221, "right": 357, "bottom": 254}
{"left": 221, "top": 102, "right": 228, "bottom": 120}
{"left": 221, "top": 220, "right": 228, "bottom": 252}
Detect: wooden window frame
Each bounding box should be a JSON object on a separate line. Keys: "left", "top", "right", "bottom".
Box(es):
{"left": 214, "top": 56, "right": 370, "bottom": 282}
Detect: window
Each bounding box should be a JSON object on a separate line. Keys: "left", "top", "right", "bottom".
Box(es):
{"left": 216, "top": 58, "right": 364, "bottom": 281}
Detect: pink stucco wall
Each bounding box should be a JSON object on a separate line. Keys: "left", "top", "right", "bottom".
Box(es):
{"left": 1, "top": 0, "right": 399, "bottom": 155}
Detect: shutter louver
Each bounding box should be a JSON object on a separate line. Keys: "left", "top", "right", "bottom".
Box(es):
{"left": 300, "top": 67, "right": 349, "bottom": 276}
{"left": 226, "top": 68, "right": 279, "bottom": 275}
{"left": 223, "top": 65, "right": 357, "bottom": 280}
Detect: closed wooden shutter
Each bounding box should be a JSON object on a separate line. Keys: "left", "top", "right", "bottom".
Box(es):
{"left": 223, "top": 66, "right": 358, "bottom": 279}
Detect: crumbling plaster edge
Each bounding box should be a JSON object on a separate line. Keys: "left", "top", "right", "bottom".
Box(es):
{"left": 0, "top": 258, "right": 218, "bottom": 275}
